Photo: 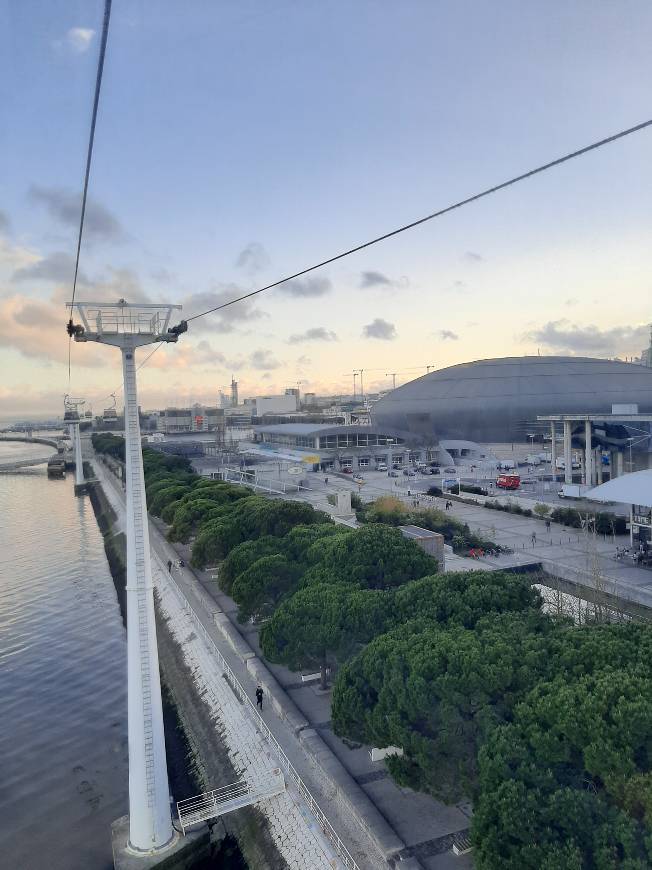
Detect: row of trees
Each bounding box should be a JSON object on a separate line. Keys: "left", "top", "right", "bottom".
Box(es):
{"left": 93, "top": 435, "right": 652, "bottom": 866}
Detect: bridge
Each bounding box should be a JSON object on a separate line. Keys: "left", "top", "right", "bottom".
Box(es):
{"left": 0, "top": 456, "right": 52, "bottom": 472}
{"left": 0, "top": 435, "right": 64, "bottom": 473}
{"left": 0, "top": 434, "right": 61, "bottom": 449}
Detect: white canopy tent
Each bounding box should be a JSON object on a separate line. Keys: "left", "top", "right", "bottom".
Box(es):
{"left": 586, "top": 470, "right": 652, "bottom": 508}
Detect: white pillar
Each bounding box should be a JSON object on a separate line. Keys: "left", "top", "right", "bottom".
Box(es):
{"left": 122, "top": 346, "right": 174, "bottom": 853}
{"left": 584, "top": 420, "right": 593, "bottom": 487}
{"left": 563, "top": 421, "right": 572, "bottom": 485}
{"left": 74, "top": 423, "right": 84, "bottom": 487}
{"left": 596, "top": 449, "right": 603, "bottom": 484}
{"left": 617, "top": 451, "right": 624, "bottom": 477}
{"left": 550, "top": 422, "right": 557, "bottom": 483}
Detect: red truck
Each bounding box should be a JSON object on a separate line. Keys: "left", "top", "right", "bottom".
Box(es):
{"left": 496, "top": 473, "right": 521, "bottom": 490}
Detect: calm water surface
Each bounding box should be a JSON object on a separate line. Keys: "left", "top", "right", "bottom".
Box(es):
{"left": 0, "top": 447, "right": 129, "bottom": 870}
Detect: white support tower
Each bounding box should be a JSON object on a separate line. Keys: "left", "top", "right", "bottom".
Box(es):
{"left": 64, "top": 396, "right": 86, "bottom": 490}
{"left": 67, "top": 300, "right": 186, "bottom": 854}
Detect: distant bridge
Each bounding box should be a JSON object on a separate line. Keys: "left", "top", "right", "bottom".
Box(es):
{"left": 0, "top": 456, "right": 52, "bottom": 472}
{"left": 0, "top": 435, "right": 63, "bottom": 472}
{"left": 0, "top": 434, "right": 61, "bottom": 449}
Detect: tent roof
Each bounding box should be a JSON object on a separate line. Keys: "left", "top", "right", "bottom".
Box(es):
{"left": 585, "top": 470, "right": 652, "bottom": 508}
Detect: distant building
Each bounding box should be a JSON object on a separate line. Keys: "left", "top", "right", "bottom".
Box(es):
{"left": 250, "top": 423, "right": 451, "bottom": 471}
{"left": 373, "top": 356, "right": 652, "bottom": 444}
{"left": 254, "top": 394, "right": 298, "bottom": 416}
{"left": 230, "top": 377, "right": 239, "bottom": 408}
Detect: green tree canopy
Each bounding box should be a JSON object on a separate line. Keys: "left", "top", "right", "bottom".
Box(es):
{"left": 302, "top": 524, "right": 436, "bottom": 590}
{"left": 260, "top": 581, "right": 394, "bottom": 686}
{"left": 231, "top": 554, "right": 300, "bottom": 623}
{"left": 332, "top": 610, "right": 556, "bottom": 802}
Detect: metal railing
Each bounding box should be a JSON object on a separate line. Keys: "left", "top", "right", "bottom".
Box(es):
{"left": 177, "top": 768, "right": 285, "bottom": 834}
{"left": 158, "top": 564, "right": 361, "bottom": 870}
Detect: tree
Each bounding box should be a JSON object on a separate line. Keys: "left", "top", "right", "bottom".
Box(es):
{"left": 260, "top": 582, "right": 393, "bottom": 688}
{"left": 473, "top": 668, "right": 652, "bottom": 869}
{"left": 231, "top": 554, "right": 300, "bottom": 622}
{"left": 394, "top": 570, "right": 542, "bottom": 629}
{"left": 302, "top": 524, "right": 436, "bottom": 590}
{"left": 331, "top": 611, "right": 556, "bottom": 802}
{"left": 219, "top": 536, "right": 284, "bottom": 594}
{"left": 534, "top": 503, "right": 550, "bottom": 519}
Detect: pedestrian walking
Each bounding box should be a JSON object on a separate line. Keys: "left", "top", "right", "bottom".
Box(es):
{"left": 255, "top": 685, "right": 264, "bottom": 710}
{"left": 545, "top": 519, "right": 551, "bottom": 533}
{"left": 531, "top": 531, "right": 537, "bottom": 546}
{"left": 324, "top": 477, "right": 329, "bottom": 485}
{"left": 167, "top": 559, "right": 172, "bottom": 573}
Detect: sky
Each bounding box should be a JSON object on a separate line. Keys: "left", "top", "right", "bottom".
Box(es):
{"left": 1, "top": 0, "right": 652, "bottom": 419}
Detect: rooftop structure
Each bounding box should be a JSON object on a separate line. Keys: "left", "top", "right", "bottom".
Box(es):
{"left": 373, "top": 356, "right": 652, "bottom": 444}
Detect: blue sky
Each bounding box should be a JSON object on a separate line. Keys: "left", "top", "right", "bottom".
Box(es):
{"left": 1, "top": 1, "right": 652, "bottom": 416}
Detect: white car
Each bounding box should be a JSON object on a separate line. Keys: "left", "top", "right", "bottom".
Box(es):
{"left": 377, "top": 463, "right": 388, "bottom": 471}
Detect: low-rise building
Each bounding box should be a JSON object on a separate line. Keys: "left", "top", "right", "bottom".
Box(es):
{"left": 250, "top": 423, "right": 449, "bottom": 471}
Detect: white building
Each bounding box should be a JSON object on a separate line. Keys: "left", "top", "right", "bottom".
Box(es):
{"left": 254, "top": 394, "right": 298, "bottom": 416}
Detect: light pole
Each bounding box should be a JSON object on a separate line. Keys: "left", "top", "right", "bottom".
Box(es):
{"left": 68, "top": 300, "right": 186, "bottom": 854}
{"left": 386, "top": 372, "right": 397, "bottom": 389}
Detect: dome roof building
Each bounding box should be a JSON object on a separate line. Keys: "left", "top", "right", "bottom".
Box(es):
{"left": 372, "top": 356, "right": 652, "bottom": 444}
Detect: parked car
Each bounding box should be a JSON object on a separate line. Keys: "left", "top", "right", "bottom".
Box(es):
{"left": 341, "top": 467, "right": 353, "bottom": 474}
{"left": 443, "top": 466, "right": 457, "bottom": 474}
{"left": 403, "top": 469, "right": 416, "bottom": 477}
{"left": 352, "top": 474, "right": 364, "bottom": 483}
{"left": 388, "top": 470, "right": 400, "bottom": 477}
{"left": 377, "top": 463, "right": 388, "bottom": 471}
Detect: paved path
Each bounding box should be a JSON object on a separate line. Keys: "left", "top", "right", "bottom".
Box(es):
{"left": 93, "top": 458, "right": 389, "bottom": 870}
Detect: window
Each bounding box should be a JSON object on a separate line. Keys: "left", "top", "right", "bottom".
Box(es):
{"left": 358, "top": 457, "right": 370, "bottom": 468}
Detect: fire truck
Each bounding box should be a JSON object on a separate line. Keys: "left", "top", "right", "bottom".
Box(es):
{"left": 496, "top": 473, "right": 521, "bottom": 490}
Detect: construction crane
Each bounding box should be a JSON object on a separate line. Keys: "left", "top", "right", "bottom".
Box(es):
{"left": 386, "top": 372, "right": 398, "bottom": 389}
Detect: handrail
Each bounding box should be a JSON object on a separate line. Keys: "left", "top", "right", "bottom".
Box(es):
{"left": 158, "top": 566, "right": 361, "bottom": 870}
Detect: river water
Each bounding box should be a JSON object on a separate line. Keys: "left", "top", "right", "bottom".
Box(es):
{"left": 0, "top": 443, "right": 129, "bottom": 870}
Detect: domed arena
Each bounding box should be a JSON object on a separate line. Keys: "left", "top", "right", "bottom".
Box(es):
{"left": 372, "top": 356, "right": 652, "bottom": 444}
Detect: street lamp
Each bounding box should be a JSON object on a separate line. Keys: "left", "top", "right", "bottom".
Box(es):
{"left": 68, "top": 300, "right": 186, "bottom": 854}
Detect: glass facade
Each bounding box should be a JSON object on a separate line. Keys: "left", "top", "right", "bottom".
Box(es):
{"left": 317, "top": 433, "right": 404, "bottom": 449}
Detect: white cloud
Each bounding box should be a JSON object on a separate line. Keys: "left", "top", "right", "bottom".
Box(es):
{"left": 67, "top": 28, "right": 96, "bottom": 53}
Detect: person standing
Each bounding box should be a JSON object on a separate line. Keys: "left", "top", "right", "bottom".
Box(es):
{"left": 255, "top": 685, "right": 264, "bottom": 710}
{"left": 531, "top": 531, "right": 537, "bottom": 546}
{"left": 167, "top": 559, "right": 172, "bottom": 573}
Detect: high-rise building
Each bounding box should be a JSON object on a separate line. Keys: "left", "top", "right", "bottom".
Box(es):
{"left": 231, "top": 376, "right": 239, "bottom": 407}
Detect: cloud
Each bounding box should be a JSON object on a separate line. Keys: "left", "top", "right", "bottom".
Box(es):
{"left": 277, "top": 276, "right": 331, "bottom": 297}
{"left": 194, "top": 340, "right": 226, "bottom": 365}
{"left": 249, "top": 349, "right": 281, "bottom": 370}
{"left": 0, "top": 237, "right": 41, "bottom": 273}
{"left": 151, "top": 267, "right": 176, "bottom": 285}
{"left": 66, "top": 28, "right": 95, "bottom": 53}
{"left": 362, "top": 318, "right": 397, "bottom": 341}
{"left": 438, "top": 329, "right": 459, "bottom": 341}
{"left": 0, "top": 293, "right": 110, "bottom": 366}
{"left": 359, "top": 270, "right": 392, "bottom": 289}
{"left": 463, "top": 251, "right": 484, "bottom": 263}
{"left": 12, "top": 251, "right": 88, "bottom": 285}
{"left": 29, "top": 185, "right": 123, "bottom": 243}
{"left": 0, "top": 210, "right": 10, "bottom": 233}
{"left": 288, "top": 326, "right": 338, "bottom": 344}
{"left": 182, "top": 285, "right": 265, "bottom": 333}
{"left": 296, "top": 355, "right": 311, "bottom": 367}
{"left": 235, "top": 242, "right": 270, "bottom": 274}
{"left": 523, "top": 320, "right": 649, "bottom": 356}
{"left": 564, "top": 298, "right": 578, "bottom": 307}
